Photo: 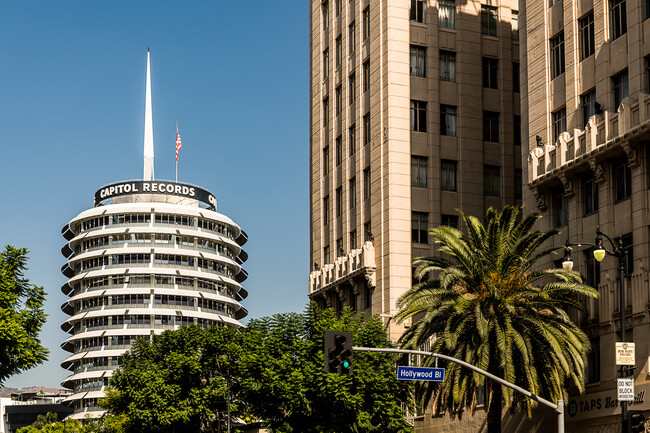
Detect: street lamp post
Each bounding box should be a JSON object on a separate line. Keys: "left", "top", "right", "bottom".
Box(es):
{"left": 563, "top": 226, "right": 629, "bottom": 433}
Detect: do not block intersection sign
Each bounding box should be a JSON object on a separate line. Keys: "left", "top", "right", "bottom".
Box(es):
{"left": 397, "top": 366, "right": 445, "bottom": 382}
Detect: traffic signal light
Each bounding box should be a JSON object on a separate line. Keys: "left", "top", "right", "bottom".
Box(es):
{"left": 323, "top": 330, "right": 353, "bottom": 374}
{"left": 628, "top": 410, "right": 645, "bottom": 433}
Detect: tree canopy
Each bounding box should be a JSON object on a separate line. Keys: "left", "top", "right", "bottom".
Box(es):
{"left": 0, "top": 246, "right": 48, "bottom": 385}
{"left": 101, "top": 305, "right": 412, "bottom": 433}
{"left": 395, "top": 206, "right": 599, "bottom": 433}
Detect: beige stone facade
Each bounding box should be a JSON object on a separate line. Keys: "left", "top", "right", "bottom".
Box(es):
{"left": 522, "top": 0, "right": 650, "bottom": 431}
{"left": 308, "top": 0, "right": 521, "bottom": 346}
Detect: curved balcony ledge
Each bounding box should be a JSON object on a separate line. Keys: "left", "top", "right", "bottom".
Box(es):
{"left": 308, "top": 242, "right": 376, "bottom": 296}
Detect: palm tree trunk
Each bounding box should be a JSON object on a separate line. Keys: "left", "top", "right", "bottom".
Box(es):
{"left": 487, "top": 383, "right": 502, "bottom": 433}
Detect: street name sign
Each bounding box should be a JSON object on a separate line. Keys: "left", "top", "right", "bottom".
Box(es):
{"left": 616, "top": 342, "right": 635, "bottom": 366}
{"left": 618, "top": 378, "right": 635, "bottom": 402}
{"left": 397, "top": 366, "right": 445, "bottom": 382}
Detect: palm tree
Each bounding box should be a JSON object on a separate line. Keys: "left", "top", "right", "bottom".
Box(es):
{"left": 395, "top": 206, "right": 598, "bottom": 433}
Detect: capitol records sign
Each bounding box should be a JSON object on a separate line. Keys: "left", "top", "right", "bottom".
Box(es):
{"left": 566, "top": 383, "right": 649, "bottom": 422}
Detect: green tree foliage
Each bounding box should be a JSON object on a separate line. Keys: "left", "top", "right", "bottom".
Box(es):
{"left": 101, "top": 306, "right": 412, "bottom": 433}
{"left": 0, "top": 246, "right": 48, "bottom": 384}
{"left": 395, "top": 206, "right": 599, "bottom": 433}
{"left": 17, "top": 417, "right": 92, "bottom": 433}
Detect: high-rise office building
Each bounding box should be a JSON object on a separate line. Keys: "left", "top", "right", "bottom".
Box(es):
{"left": 522, "top": 1, "right": 650, "bottom": 430}
{"left": 308, "top": 0, "right": 521, "bottom": 345}
{"left": 59, "top": 51, "right": 249, "bottom": 419}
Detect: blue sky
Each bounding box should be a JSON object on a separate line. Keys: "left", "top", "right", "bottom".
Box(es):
{"left": 1, "top": 1, "right": 309, "bottom": 388}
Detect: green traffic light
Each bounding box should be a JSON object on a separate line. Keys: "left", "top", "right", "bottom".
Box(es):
{"left": 342, "top": 360, "right": 351, "bottom": 369}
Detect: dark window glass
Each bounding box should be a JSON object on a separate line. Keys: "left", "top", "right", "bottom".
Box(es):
{"left": 584, "top": 175, "right": 599, "bottom": 215}
{"left": 439, "top": 50, "right": 456, "bottom": 82}
{"left": 440, "top": 105, "right": 457, "bottom": 137}
{"left": 514, "top": 115, "right": 521, "bottom": 146}
{"left": 441, "top": 214, "right": 459, "bottom": 229}
{"left": 582, "top": 89, "right": 597, "bottom": 127}
{"left": 411, "top": 156, "right": 428, "bottom": 188}
{"left": 614, "top": 158, "right": 632, "bottom": 201}
{"left": 481, "top": 5, "right": 498, "bottom": 36}
{"left": 482, "top": 57, "right": 498, "bottom": 89}
{"left": 552, "top": 108, "right": 567, "bottom": 144}
{"left": 335, "top": 136, "right": 342, "bottom": 166}
{"left": 484, "top": 165, "right": 500, "bottom": 197}
{"left": 363, "top": 60, "right": 370, "bottom": 91}
{"left": 513, "top": 62, "right": 520, "bottom": 92}
{"left": 550, "top": 33, "right": 565, "bottom": 79}
{"left": 438, "top": 0, "right": 455, "bottom": 29}
{"left": 363, "top": 113, "right": 371, "bottom": 145}
{"left": 336, "top": 187, "right": 342, "bottom": 217}
{"left": 611, "top": 0, "right": 627, "bottom": 39}
{"left": 514, "top": 169, "right": 522, "bottom": 199}
{"left": 483, "top": 111, "right": 499, "bottom": 142}
{"left": 349, "top": 125, "right": 356, "bottom": 155}
{"left": 363, "top": 7, "right": 370, "bottom": 39}
{"left": 613, "top": 70, "right": 629, "bottom": 108}
{"left": 579, "top": 12, "right": 595, "bottom": 60}
{"left": 410, "top": 100, "right": 427, "bottom": 132}
{"left": 323, "top": 146, "right": 329, "bottom": 174}
{"left": 412, "top": 212, "right": 429, "bottom": 244}
{"left": 349, "top": 177, "right": 356, "bottom": 209}
{"left": 410, "top": 0, "right": 426, "bottom": 23}
{"left": 323, "top": 196, "right": 329, "bottom": 225}
{"left": 410, "top": 45, "right": 426, "bottom": 77}
{"left": 553, "top": 189, "right": 568, "bottom": 226}
{"left": 441, "top": 160, "right": 457, "bottom": 192}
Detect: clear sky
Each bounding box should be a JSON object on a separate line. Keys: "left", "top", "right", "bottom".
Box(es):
{"left": 1, "top": 1, "right": 309, "bottom": 388}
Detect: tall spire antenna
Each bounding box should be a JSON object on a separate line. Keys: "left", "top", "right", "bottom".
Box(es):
{"left": 143, "top": 47, "right": 155, "bottom": 181}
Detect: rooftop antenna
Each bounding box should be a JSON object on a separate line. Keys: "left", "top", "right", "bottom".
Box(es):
{"left": 143, "top": 47, "right": 155, "bottom": 181}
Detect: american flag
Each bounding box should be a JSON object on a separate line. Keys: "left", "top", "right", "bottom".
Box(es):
{"left": 175, "top": 132, "right": 182, "bottom": 162}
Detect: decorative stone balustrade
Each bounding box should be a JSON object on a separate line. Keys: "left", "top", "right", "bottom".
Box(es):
{"left": 308, "top": 241, "right": 376, "bottom": 295}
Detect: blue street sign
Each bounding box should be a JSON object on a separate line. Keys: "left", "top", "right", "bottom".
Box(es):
{"left": 397, "top": 366, "right": 445, "bottom": 382}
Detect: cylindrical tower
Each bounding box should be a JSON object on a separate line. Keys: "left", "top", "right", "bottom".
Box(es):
{"left": 59, "top": 180, "right": 248, "bottom": 419}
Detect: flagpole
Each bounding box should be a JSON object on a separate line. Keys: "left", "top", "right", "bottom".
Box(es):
{"left": 175, "top": 121, "right": 178, "bottom": 183}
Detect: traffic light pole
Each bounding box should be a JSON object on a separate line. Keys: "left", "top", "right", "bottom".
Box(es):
{"left": 354, "top": 346, "right": 565, "bottom": 433}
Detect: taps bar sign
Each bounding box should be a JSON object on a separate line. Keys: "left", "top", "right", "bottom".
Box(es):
{"left": 95, "top": 181, "right": 217, "bottom": 210}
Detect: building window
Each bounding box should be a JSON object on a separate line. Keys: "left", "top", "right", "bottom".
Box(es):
{"left": 364, "top": 222, "right": 371, "bottom": 242}
{"left": 411, "top": 156, "right": 428, "bottom": 188}
{"left": 322, "top": 1, "right": 329, "bottom": 30}
{"left": 549, "top": 0, "right": 561, "bottom": 6}
{"left": 553, "top": 189, "right": 568, "bottom": 226}
{"left": 336, "top": 36, "right": 342, "bottom": 68}
{"left": 365, "top": 285, "right": 372, "bottom": 308}
{"left": 440, "top": 105, "right": 457, "bottom": 137}
{"left": 323, "top": 98, "right": 329, "bottom": 125}
{"left": 513, "top": 62, "right": 520, "bottom": 92}
{"left": 483, "top": 111, "right": 499, "bottom": 142}
{"left": 349, "top": 73, "right": 356, "bottom": 104}
{"left": 324, "top": 246, "right": 330, "bottom": 264}
{"left": 412, "top": 212, "right": 429, "bottom": 244}
{"left": 323, "top": 146, "right": 329, "bottom": 174}
{"left": 514, "top": 115, "right": 521, "bottom": 146}
{"left": 336, "top": 136, "right": 342, "bottom": 166}
{"left": 349, "top": 125, "right": 356, "bottom": 155}
{"left": 349, "top": 22, "right": 356, "bottom": 54}
{"left": 585, "top": 250, "right": 601, "bottom": 289}
{"left": 363, "top": 113, "right": 370, "bottom": 146}
{"left": 336, "top": 238, "right": 343, "bottom": 257}
{"left": 586, "top": 341, "right": 600, "bottom": 383}
{"left": 441, "top": 214, "right": 459, "bottom": 229}
{"left": 410, "top": 45, "right": 426, "bottom": 77}
{"left": 482, "top": 57, "right": 498, "bottom": 89}
{"left": 611, "top": 0, "right": 627, "bottom": 40}
{"left": 335, "top": 86, "right": 342, "bottom": 116}
{"left": 323, "top": 49, "right": 329, "bottom": 78}
{"left": 441, "top": 160, "right": 457, "bottom": 192}
{"left": 481, "top": 5, "right": 498, "bottom": 36}
{"left": 550, "top": 33, "right": 565, "bottom": 79}
{"left": 514, "top": 169, "right": 522, "bottom": 199}
{"left": 336, "top": 187, "right": 342, "bottom": 217}
{"left": 363, "top": 167, "right": 370, "bottom": 199}
{"left": 350, "top": 230, "right": 357, "bottom": 250}
{"left": 323, "top": 196, "right": 330, "bottom": 225}
{"left": 484, "top": 165, "right": 500, "bottom": 197}
{"left": 335, "top": 0, "right": 342, "bottom": 16}
{"left": 410, "top": 100, "right": 427, "bottom": 132}
{"left": 438, "top": 0, "right": 455, "bottom": 29}
{"left": 579, "top": 12, "right": 595, "bottom": 61}
{"left": 581, "top": 89, "right": 596, "bottom": 127}
{"left": 511, "top": 10, "right": 519, "bottom": 40}
{"left": 363, "top": 7, "right": 370, "bottom": 40}
{"left": 614, "top": 158, "right": 632, "bottom": 202}
{"left": 613, "top": 69, "right": 629, "bottom": 109}
{"left": 349, "top": 177, "right": 356, "bottom": 209}
{"left": 584, "top": 175, "right": 599, "bottom": 215}
{"left": 439, "top": 50, "right": 456, "bottom": 82}
{"left": 410, "top": 0, "right": 426, "bottom": 23}
{"left": 363, "top": 60, "right": 370, "bottom": 92}
{"left": 646, "top": 0, "right": 650, "bottom": 19}
{"left": 551, "top": 108, "right": 566, "bottom": 144}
